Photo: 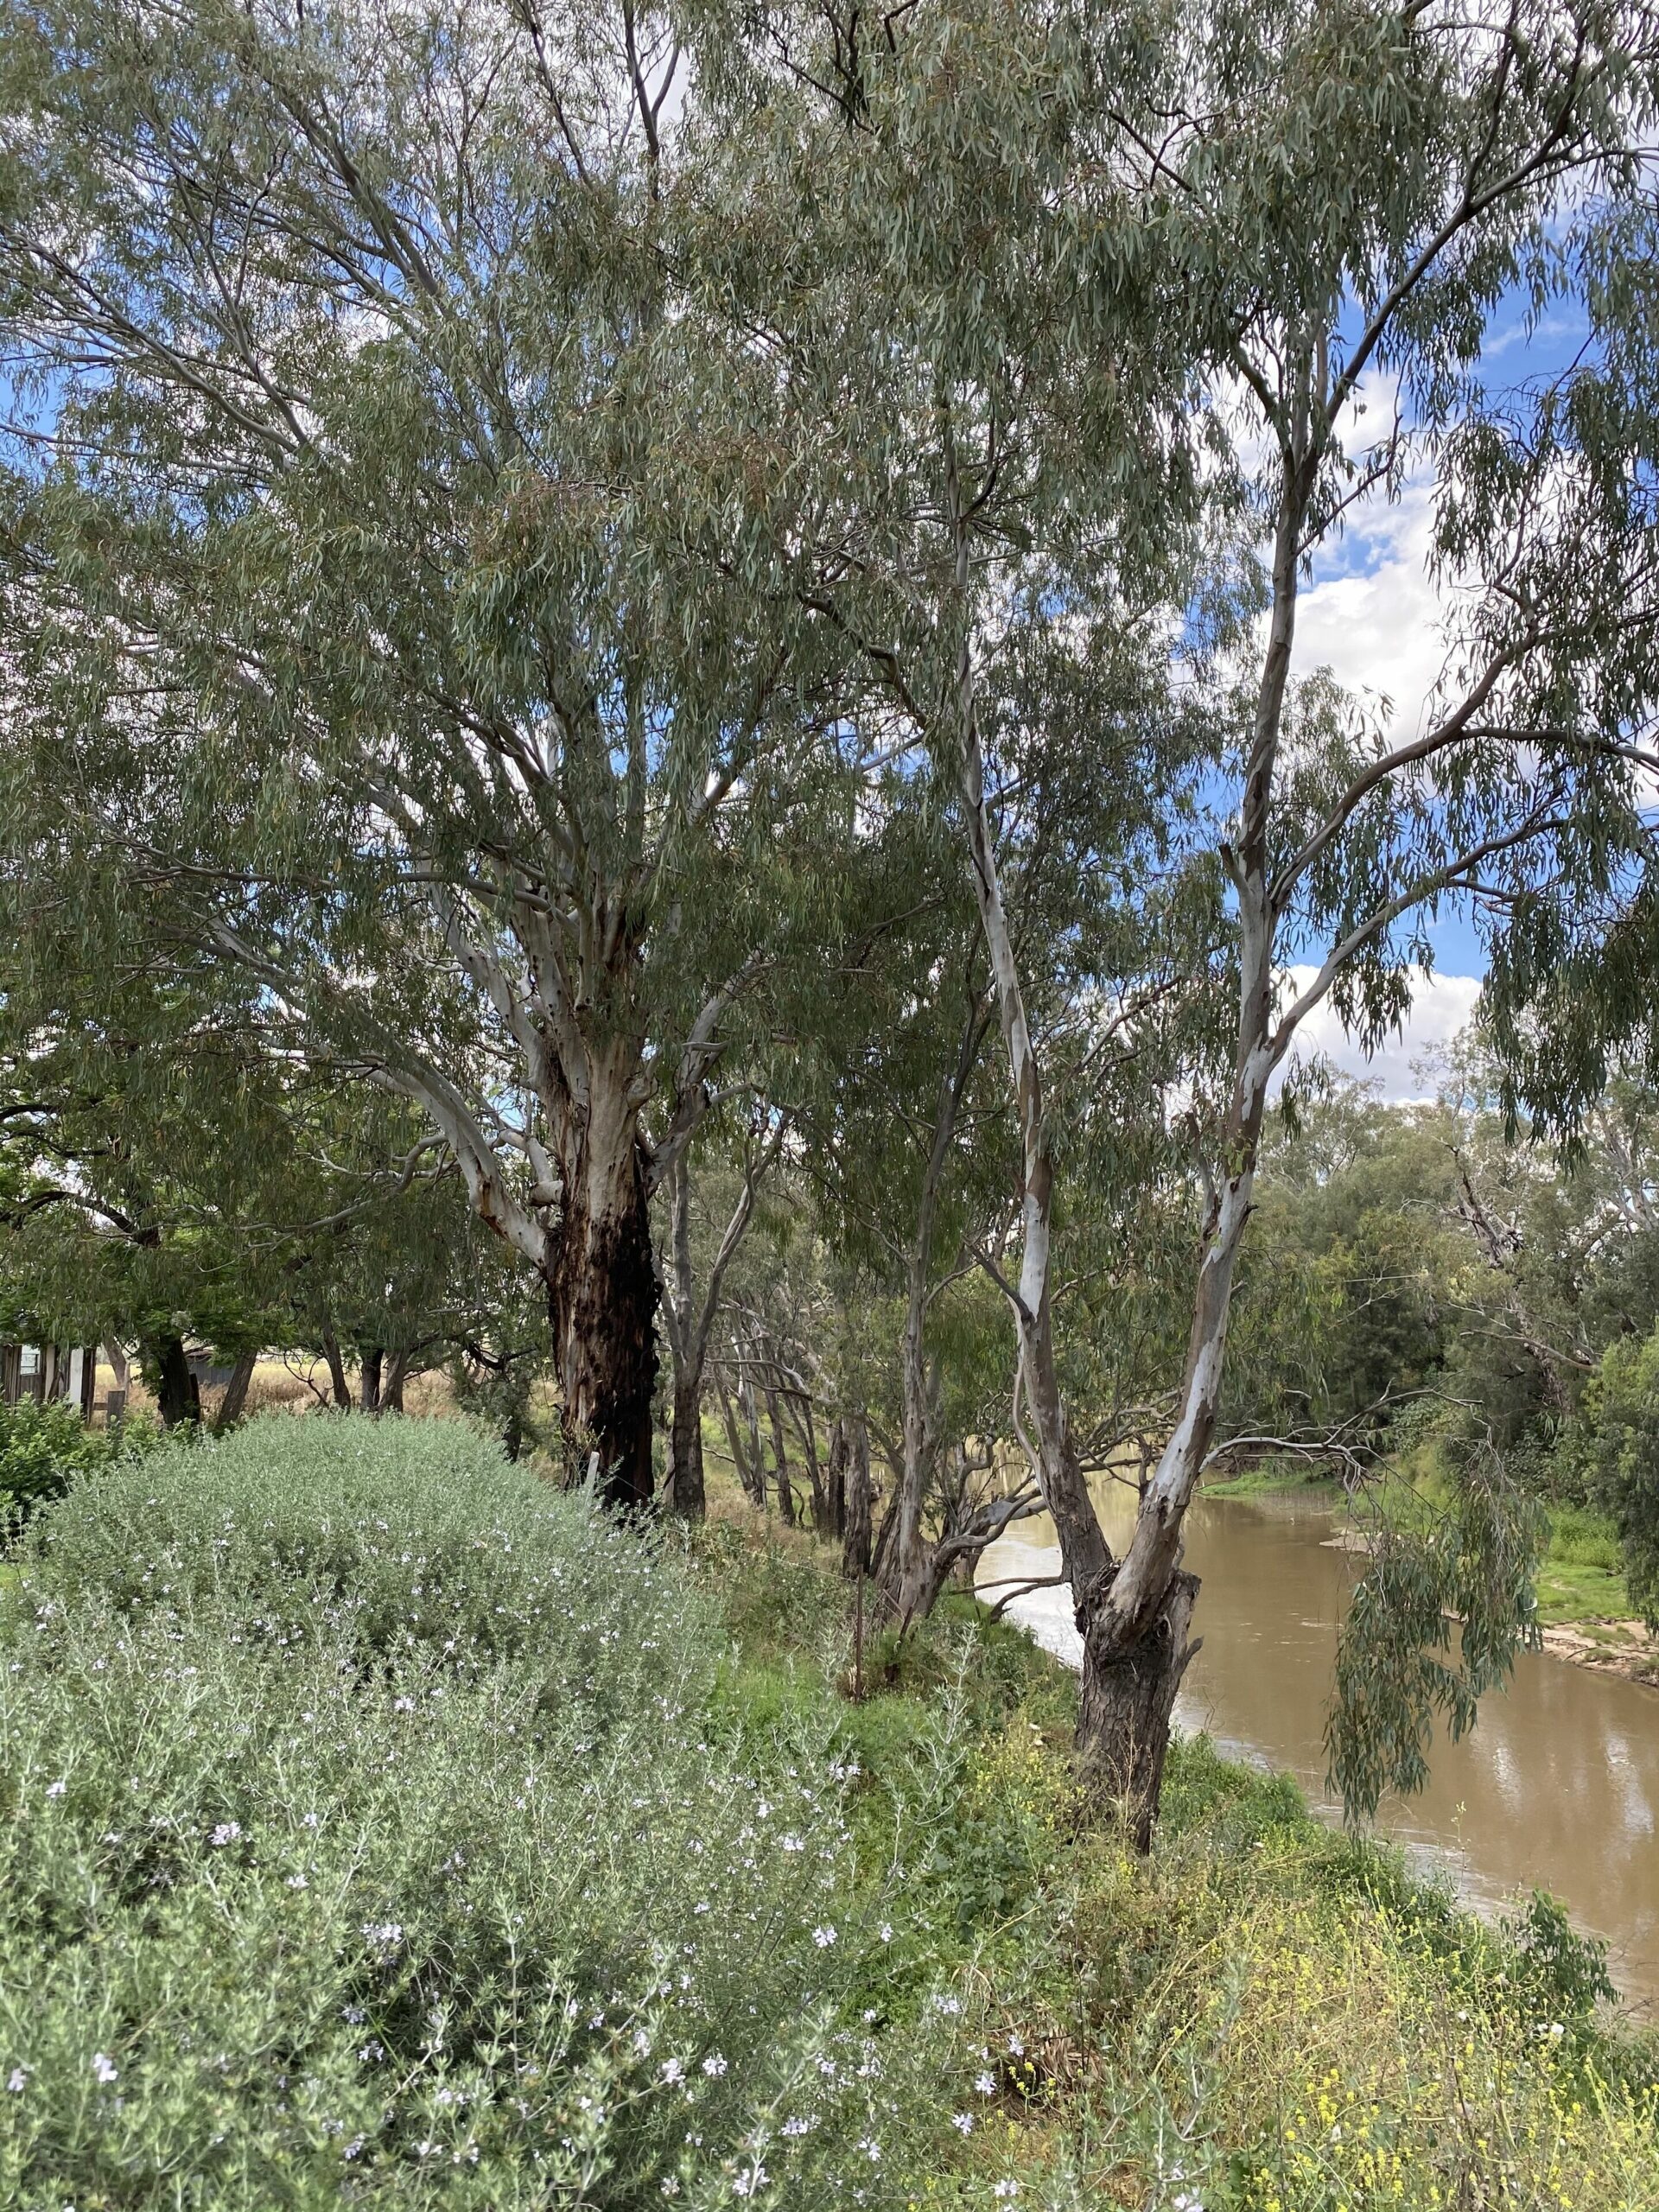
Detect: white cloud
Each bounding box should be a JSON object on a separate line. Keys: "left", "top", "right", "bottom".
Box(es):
{"left": 1295, "top": 483, "right": 1449, "bottom": 745}
{"left": 1279, "top": 963, "right": 1482, "bottom": 1103}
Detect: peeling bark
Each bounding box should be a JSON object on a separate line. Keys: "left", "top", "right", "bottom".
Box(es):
{"left": 767, "top": 1389, "right": 797, "bottom": 1526}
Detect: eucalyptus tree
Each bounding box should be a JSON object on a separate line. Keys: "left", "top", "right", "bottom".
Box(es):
{"left": 709, "top": 0, "right": 1659, "bottom": 1834}
{"left": 0, "top": 939, "right": 503, "bottom": 1426}
{"left": 0, "top": 0, "right": 858, "bottom": 1502}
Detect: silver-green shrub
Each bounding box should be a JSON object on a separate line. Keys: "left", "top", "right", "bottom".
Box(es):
{"left": 0, "top": 1420, "right": 951, "bottom": 2208}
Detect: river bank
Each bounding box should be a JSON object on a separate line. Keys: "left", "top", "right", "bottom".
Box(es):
{"left": 980, "top": 1484, "right": 1659, "bottom": 2006}
{"left": 1209, "top": 1466, "right": 1659, "bottom": 1686}
{"left": 704, "top": 1500, "right": 1659, "bottom": 2208}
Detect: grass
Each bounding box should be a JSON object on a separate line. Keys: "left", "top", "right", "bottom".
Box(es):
{"left": 1205, "top": 1458, "right": 1344, "bottom": 1499}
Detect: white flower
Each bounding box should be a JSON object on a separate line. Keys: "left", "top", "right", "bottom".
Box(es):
{"left": 951, "top": 2112, "right": 974, "bottom": 2135}
{"left": 976, "top": 2072, "right": 997, "bottom": 2095}
{"left": 210, "top": 1822, "right": 242, "bottom": 1847}
{"left": 1007, "top": 2033, "right": 1025, "bottom": 2056}
{"left": 660, "top": 2058, "right": 685, "bottom": 2084}
{"left": 781, "top": 1833, "right": 805, "bottom": 1853}
{"left": 877, "top": 1923, "right": 893, "bottom": 1943}
{"left": 286, "top": 1874, "right": 308, "bottom": 1891}
{"left": 45, "top": 1780, "right": 66, "bottom": 1799}
{"left": 1173, "top": 2194, "right": 1203, "bottom": 2212}
{"left": 858, "top": 2137, "right": 881, "bottom": 2163}
{"left": 7, "top": 2067, "right": 29, "bottom": 2094}
{"left": 363, "top": 1921, "right": 404, "bottom": 1954}
{"left": 993, "top": 2184, "right": 1020, "bottom": 2201}
{"left": 811, "top": 1925, "right": 836, "bottom": 1948}
{"left": 91, "top": 2052, "right": 118, "bottom": 2085}
{"left": 393, "top": 1697, "right": 415, "bottom": 1714}
{"left": 782, "top": 2116, "right": 810, "bottom": 2138}
{"left": 732, "top": 2168, "right": 768, "bottom": 2197}
{"left": 701, "top": 2053, "right": 728, "bottom": 2078}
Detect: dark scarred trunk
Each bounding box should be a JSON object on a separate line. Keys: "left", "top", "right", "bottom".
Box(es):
{"left": 154, "top": 1333, "right": 200, "bottom": 1429}
{"left": 359, "top": 1346, "right": 384, "bottom": 1414}
{"left": 547, "top": 1108, "right": 657, "bottom": 1511}
{"left": 1077, "top": 1567, "right": 1202, "bottom": 1852}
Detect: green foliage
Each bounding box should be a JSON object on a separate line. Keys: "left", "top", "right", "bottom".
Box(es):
{"left": 1571, "top": 1324, "right": 1659, "bottom": 1630}
{"left": 1503, "top": 1891, "right": 1618, "bottom": 2026}
{"left": 0, "top": 1400, "right": 158, "bottom": 1534}
{"left": 0, "top": 1421, "right": 964, "bottom": 2209}
{"left": 1327, "top": 1446, "right": 1548, "bottom": 1817}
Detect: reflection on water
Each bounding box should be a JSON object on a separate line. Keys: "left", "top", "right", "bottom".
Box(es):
{"left": 977, "top": 1482, "right": 1659, "bottom": 2008}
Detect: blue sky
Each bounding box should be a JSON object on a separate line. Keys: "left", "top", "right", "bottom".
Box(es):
{"left": 1281, "top": 295, "right": 1595, "bottom": 1099}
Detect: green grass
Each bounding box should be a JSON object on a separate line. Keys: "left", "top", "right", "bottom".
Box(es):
{"left": 1205, "top": 1458, "right": 1344, "bottom": 1497}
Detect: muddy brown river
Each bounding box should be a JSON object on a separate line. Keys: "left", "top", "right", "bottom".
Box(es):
{"left": 978, "top": 1483, "right": 1659, "bottom": 2010}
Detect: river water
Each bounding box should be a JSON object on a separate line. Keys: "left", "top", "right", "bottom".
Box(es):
{"left": 977, "top": 1483, "right": 1659, "bottom": 2010}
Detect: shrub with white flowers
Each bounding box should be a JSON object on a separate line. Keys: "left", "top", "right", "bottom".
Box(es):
{"left": 0, "top": 1419, "right": 962, "bottom": 2208}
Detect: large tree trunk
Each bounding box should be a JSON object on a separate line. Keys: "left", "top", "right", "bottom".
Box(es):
{"left": 841, "top": 1412, "right": 872, "bottom": 1580}
{"left": 210, "top": 1346, "right": 258, "bottom": 1435}
{"left": 548, "top": 1090, "right": 657, "bottom": 1510}
{"left": 153, "top": 1334, "right": 200, "bottom": 1429}
{"left": 383, "top": 1350, "right": 408, "bottom": 1414}
{"left": 1077, "top": 1567, "right": 1201, "bottom": 1851}
{"left": 359, "top": 1346, "right": 384, "bottom": 1415}
{"left": 667, "top": 1359, "right": 706, "bottom": 1516}
{"left": 321, "top": 1326, "right": 353, "bottom": 1410}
